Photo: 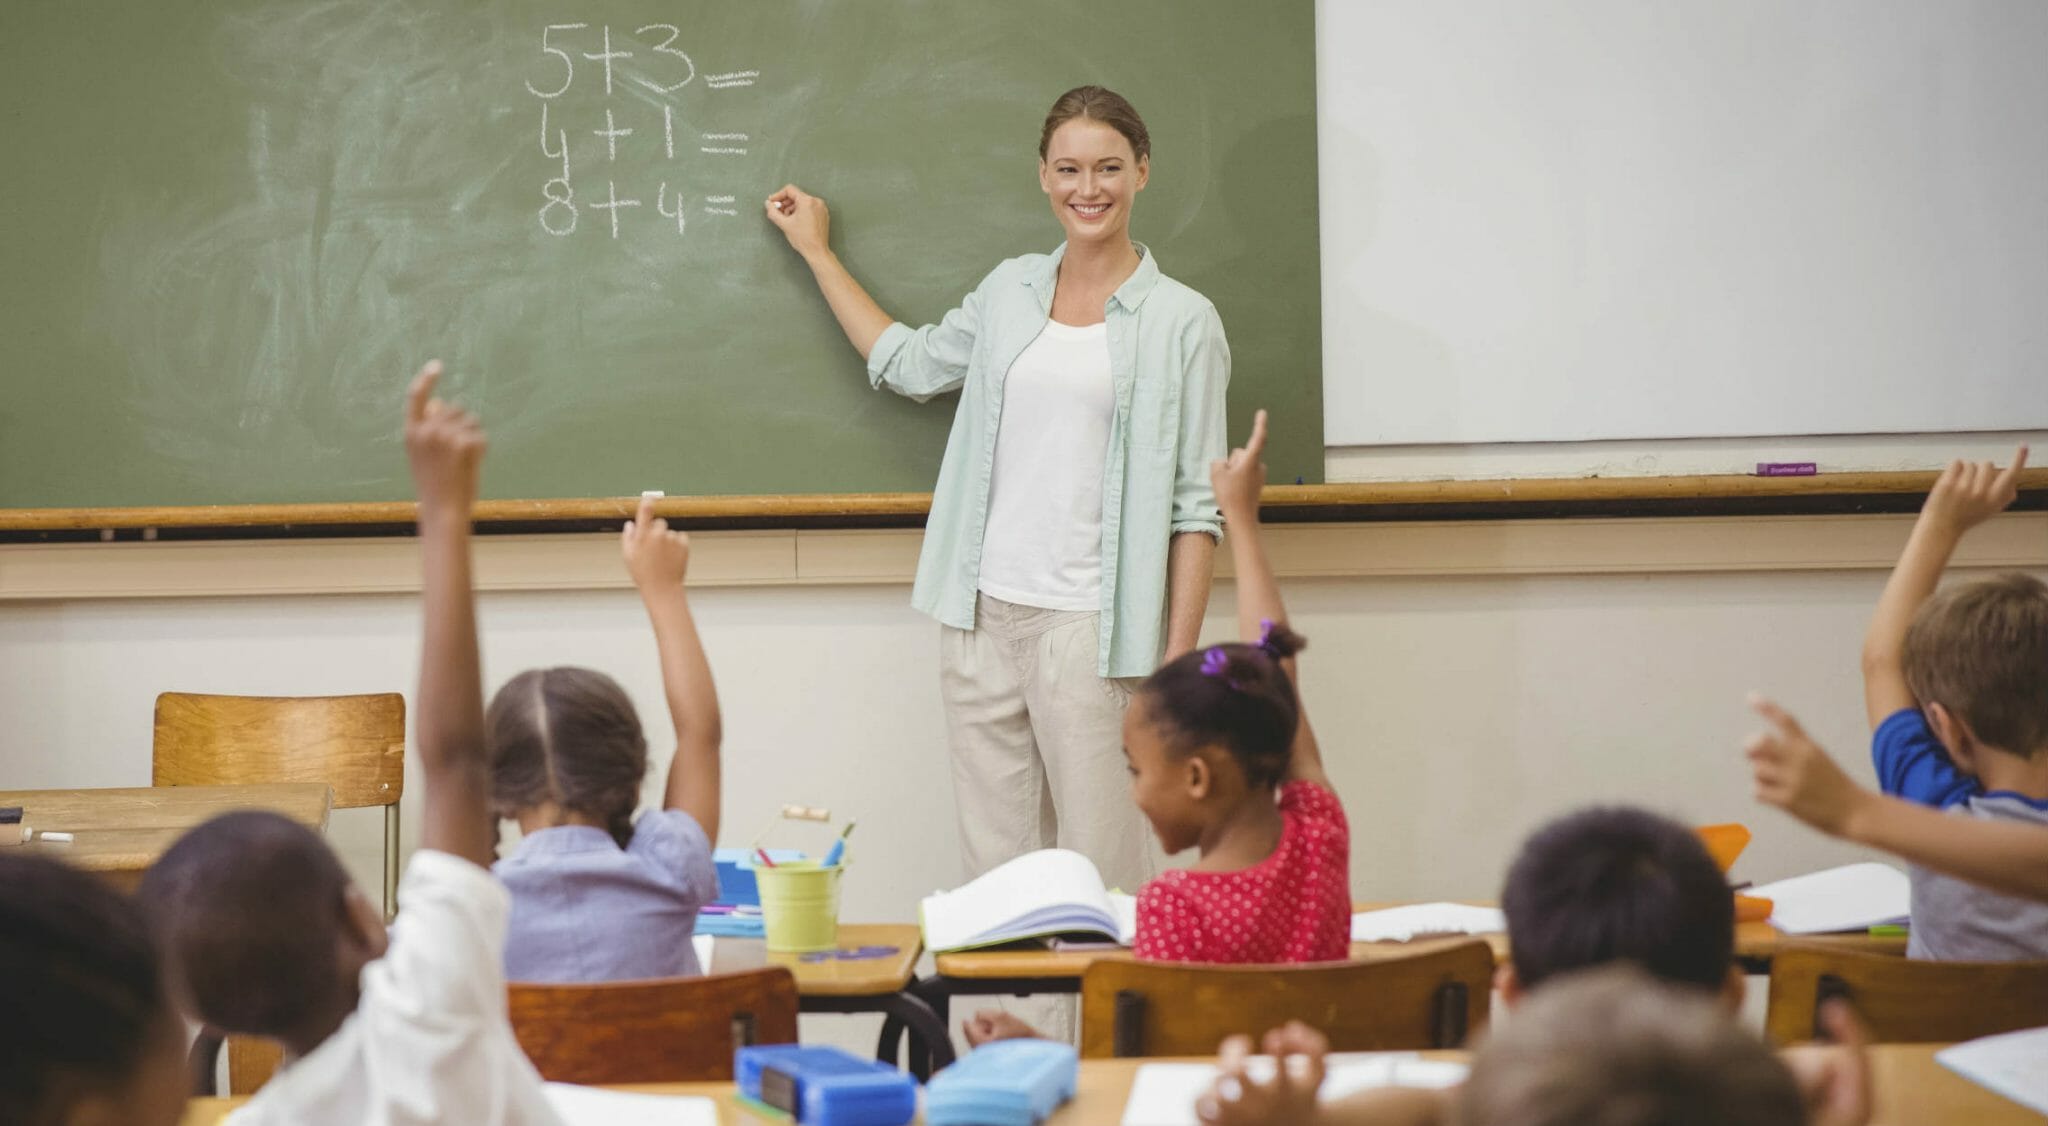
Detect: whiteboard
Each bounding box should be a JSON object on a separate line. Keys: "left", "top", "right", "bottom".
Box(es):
{"left": 1318, "top": 0, "right": 2048, "bottom": 448}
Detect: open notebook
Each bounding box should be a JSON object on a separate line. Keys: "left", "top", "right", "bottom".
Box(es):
{"left": 1750, "top": 862, "right": 1910, "bottom": 935}
{"left": 543, "top": 1083, "right": 715, "bottom": 1125}
{"left": 1936, "top": 1025, "right": 2048, "bottom": 1115}
{"left": 1122, "top": 1053, "right": 1469, "bottom": 1126}
{"left": 922, "top": 849, "right": 1138, "bottom": 953}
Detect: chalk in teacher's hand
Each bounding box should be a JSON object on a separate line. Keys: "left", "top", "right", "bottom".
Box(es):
{"left": 642, "top": 490, "right": 664, "bottom": 499}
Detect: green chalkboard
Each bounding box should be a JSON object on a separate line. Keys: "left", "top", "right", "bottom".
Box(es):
{"left": 0, "top": 1, "right": 1321, "bottom": 508}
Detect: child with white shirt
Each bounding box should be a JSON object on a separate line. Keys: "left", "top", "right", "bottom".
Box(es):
{"left": 140, "top": 363, "right": 562, "bottom": 1125}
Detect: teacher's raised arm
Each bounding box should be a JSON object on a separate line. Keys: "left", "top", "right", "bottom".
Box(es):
{"left": 762, "top": 91, "right": 1230, "bottom": 1008}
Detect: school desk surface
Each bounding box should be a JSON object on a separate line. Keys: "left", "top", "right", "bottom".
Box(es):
{"left": 0, "top": 783, "right": 333, "bottom": 892}
{"left": 176, "top": 1043, "right": 2038, "bottom": 1125}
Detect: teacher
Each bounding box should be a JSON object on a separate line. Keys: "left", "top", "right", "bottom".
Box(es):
{"left": 765, "top": 86, "right": 1228, "bottom": 892}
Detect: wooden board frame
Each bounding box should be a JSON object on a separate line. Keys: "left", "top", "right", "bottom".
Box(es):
{"left": 1, "top": 470, "right": 2043, "bottom": 541}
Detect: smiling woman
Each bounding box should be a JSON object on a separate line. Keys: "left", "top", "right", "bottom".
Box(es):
{"left": 765, "top": 86, "right": 1229, "bottom": 909}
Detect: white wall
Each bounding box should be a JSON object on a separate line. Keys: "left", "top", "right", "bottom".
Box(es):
{"left": 7, "top": 516, "right": 2043, "bottom": 918}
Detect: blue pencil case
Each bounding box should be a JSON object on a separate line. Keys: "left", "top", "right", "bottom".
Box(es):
{"left": 734, "top": 1045, "right": 917, "bottom": 1126}
{"left": 925, "top": 1039, "right": 1079, "bottom": 1126}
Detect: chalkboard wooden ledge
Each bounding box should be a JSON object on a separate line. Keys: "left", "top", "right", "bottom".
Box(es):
{"left": 2, "top": 470, "right": 2043, "bottom": 541}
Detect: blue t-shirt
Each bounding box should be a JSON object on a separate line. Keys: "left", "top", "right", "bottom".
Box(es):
{"left": 1872, "top": 707, "right": 2048, "bottom": 961}
{"left": 494, "top": 808, "right": 719, "bottom": 984}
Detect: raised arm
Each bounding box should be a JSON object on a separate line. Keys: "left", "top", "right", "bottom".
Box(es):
{"left": 621, "top": 495, "right": 723, "bottom": 844}
{"left": 1212, "top": 411, "right": 1325, "bottom": 787}
{"left": 1747, "top": 696, "right": 2048, "bottom": 904}
{"left": 1862, "top": 448, "right": 2028, "bottom": 728}
{"left": 403, "top": 362, "right": 496, "bottom": 870}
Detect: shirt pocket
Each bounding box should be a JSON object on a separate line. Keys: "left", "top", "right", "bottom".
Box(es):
{"left": 1127, "top": 368, "right": 1184, "bottom": 453}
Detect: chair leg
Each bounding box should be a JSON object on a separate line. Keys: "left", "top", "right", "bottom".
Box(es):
{"left": 383, "top": 805, "right": 400, "bottom": 921}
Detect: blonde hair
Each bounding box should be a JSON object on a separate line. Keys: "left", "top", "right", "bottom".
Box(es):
{"left": 1903, "top": 572, "right": 2048, "bottom": 757}
{"left": 1459, "top": 966, "right": 1804, "bottom": 1126}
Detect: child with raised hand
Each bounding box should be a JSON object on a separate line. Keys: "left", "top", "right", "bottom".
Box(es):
{"left": 1120, "top": 407, "right": 1347, "bottom": 964}
{"left": 1798, "top": 443, "right": 2048, "bottom": 959}
{"left": 1, "top": 853, "right": 189, "bottom": 1126}
{"left": 968, "top": 409, "right": 1346, "bottom": 1043}
{"left": 140, "top": 363, "right": 562, "bottom": 1124}
{"left": 491, "top": 491, "right": 723, "bottom": 983}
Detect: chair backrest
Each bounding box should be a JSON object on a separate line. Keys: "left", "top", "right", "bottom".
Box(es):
{"left": 1766, "top": 946, "right": 2048, "bottom": 1044}
{"left": 508, "top": 968, "right": 801, "bottom": 1084}
{"left": 153, "top": 692, "right": 405, "bottom": 809}
{"left": 1080, "top": 941, "right": 1495, "bottom": 1059}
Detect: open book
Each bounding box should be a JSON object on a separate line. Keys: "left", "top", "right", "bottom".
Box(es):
{"left": 1122, "top": 1053, "right": 1469, "bottom": 1126}
{"left": 1751, "top": 862, "right": 1910, "bottom": 935}
{"left": 922, "top": 849, "right": 1138, "bottom": 953}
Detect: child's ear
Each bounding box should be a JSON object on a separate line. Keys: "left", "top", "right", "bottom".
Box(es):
{"left": 1720, "top": 966, "right": 1748, "bottom": 1015}
{"left": 1494, "top": 963, "right": 1523, "bottom": 1010}
{"left": 1186, "top": 753, "right": 1212, "bottom": 799}
{"left": 1925, "top": 702, "right": 1980, "bottom": 770}
{"left": 340, "top": 884, "right": 390, "bottom": 959}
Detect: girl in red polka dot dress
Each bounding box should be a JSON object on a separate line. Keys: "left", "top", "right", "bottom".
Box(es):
{"left": 1121, "top": 408, "right": 1350, "bottom": 965}
{"left": 965, "top": 410, "right": 1350, "bottom": 1046}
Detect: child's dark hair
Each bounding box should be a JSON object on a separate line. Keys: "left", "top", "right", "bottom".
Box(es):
{"left": 488, "top": 667, "right": 648, "bottom": 848}
{"left": 137, "top": 810, "right": 355, "bottom": 1038}
{"left": 1137, "top": 622, "right": 1307, "bottom": 788}
{"left": 2, "top": 853, "right": 171, "bottom": 1119}
{"left": 1502, "top": 806, "right": 1735, "bottom": 993}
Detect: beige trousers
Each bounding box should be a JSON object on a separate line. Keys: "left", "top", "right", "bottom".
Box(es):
{"left": 939, "top": 594, "right": 1162, "bottom": 894}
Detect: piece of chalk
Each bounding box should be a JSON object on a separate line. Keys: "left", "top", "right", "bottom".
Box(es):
{"left": 642, "top": 490, "right": 664, "bottom": 499}
{"left": 780, "top": 804, "right": 830, "bottom": 822}
{"left": 1755, "top": 462, "right": 1818, "bottom": 477}
{"left": 37, "top": 831, "right": 74, "bottom": 844}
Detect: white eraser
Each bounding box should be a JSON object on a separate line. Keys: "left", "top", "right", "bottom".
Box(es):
{"left": 642, "top": 490, "right": 664, "bottom": 499}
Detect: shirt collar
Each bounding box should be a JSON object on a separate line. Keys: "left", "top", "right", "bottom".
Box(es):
{"left": 505, "top": 823, "right": 621, "bottom": 860}
{"left": 1024, "top": 241, "right": 1163, "bottom": 312}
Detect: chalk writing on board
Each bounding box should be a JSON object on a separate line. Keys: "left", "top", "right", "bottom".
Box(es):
{"left": 526, "top": 23, "right": 759, "bottom": 240}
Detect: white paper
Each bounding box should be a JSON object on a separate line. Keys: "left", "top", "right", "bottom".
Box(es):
{"left": 543, "top": 1083, "right": 717, "bottom": 1125}
{"left": 1751, "top": 862, "right": 1911, "bottom": 935}
{"left": 1937, "top": 1025, "right": 2048, "bottom": 1114}
{"left": 1120, "top": 1053, "right": 1469, "bottom": 1126}
{"left": 1110, "top": 892, "right": 1138, "bottom": 945}
{"left": 1351, "top": 904, "right": 1506, "bottom": 943}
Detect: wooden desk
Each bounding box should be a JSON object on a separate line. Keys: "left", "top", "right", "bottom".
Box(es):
{"left": 178, "top": 1044, "right": 2041, "bottom": 1126}
{"left": 0, "top": 784, "right": 333, "bottom": 891}
{"left": 708, "top": 924, "right": 951, "bottom": 1074}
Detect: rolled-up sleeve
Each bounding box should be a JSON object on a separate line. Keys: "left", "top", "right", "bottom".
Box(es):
{"left": 865, "top": 280, "right": 986, "bottom": 403}
{"left": 1170, "top": 305, "right": 1230, "bottom": 539}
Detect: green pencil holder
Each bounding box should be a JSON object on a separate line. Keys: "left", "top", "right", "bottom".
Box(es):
{"left": 756, "top": 858, "right": 844, "bottom": 953}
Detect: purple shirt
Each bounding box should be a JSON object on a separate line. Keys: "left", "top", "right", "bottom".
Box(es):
{"left": 494, "top": 809, "right": 719, "bottom": 983}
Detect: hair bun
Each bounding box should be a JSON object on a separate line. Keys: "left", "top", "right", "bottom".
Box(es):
{"left": 1257, "top": 619, "right": 1308, "bottom": 661}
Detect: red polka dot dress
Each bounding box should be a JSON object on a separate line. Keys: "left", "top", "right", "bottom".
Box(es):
{"left": 1133, "top": 781, "right": 1351, "bottom": 964}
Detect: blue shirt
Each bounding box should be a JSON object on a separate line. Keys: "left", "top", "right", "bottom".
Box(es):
{"left": 866, "top": 243, "right": 1229, "bottom": 678}
{"left": 494, "top": 809, "right": 719, "bottom": 983}
{"left": 1872, "top": 707, "right": 2048, "bottom": 961}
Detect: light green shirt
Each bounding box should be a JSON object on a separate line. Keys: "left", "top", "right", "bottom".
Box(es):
{"left": 866, "top": 243, "right": 1229, "bottom": 677}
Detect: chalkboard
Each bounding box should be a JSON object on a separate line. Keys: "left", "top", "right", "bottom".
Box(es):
{"left": 0, "top": 1, "right": 1320, "bottom": 509}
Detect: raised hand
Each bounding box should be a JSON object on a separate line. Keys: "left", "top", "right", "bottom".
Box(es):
{"left": 1922, "top": 446, "right": 2029, "bottom": 537}
{"left": 1783, "top": 1000, "right": 1873, "bottom": 1126}
{"left": 622, "top": 493, "right": 691, "bottom": 594}
{"left": 403, "top": 361, "right": 486, "bottom": 514}
{"left": 1745, "top": 696, "right": 1866, "bottom": 837}
{"left": 1210, "top": 408, "right": 1269, "bottom": 521}
{"left": 765, "top": 184, "right": 833, "bottom": 261}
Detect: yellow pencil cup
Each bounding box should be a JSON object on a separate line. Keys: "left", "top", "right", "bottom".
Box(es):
{"left": 757, "top": 859, "right": 843, "bottom": 953}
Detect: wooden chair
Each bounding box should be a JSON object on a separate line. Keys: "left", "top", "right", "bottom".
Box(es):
{"left": 508, "top": 968, "right": 801, "bottom": 1084}
{"left": 153, "top": 692, "right": 405, "bottom": 917}
{"left": 1079, "top": 940, "right": 1494, "bottom": 1059}
{"left": 1766, "top": 946, "right": 2048, "bottom": 1044}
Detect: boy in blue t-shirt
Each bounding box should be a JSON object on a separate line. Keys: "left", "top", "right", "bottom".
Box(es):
{"left": 1746, "top": 448, "right": 2048, "bottom": 965}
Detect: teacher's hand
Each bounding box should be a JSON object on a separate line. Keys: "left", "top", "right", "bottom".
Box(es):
{"left": 765, "top": 184, "right": 832, "bottom": 261}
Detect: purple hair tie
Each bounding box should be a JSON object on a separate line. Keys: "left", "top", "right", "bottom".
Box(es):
{"left": 1200, "top": 647, "right": 1231, "bottom": 680}
{"left": 1256, "top": 619, "right": 1285, "bottom": 659}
